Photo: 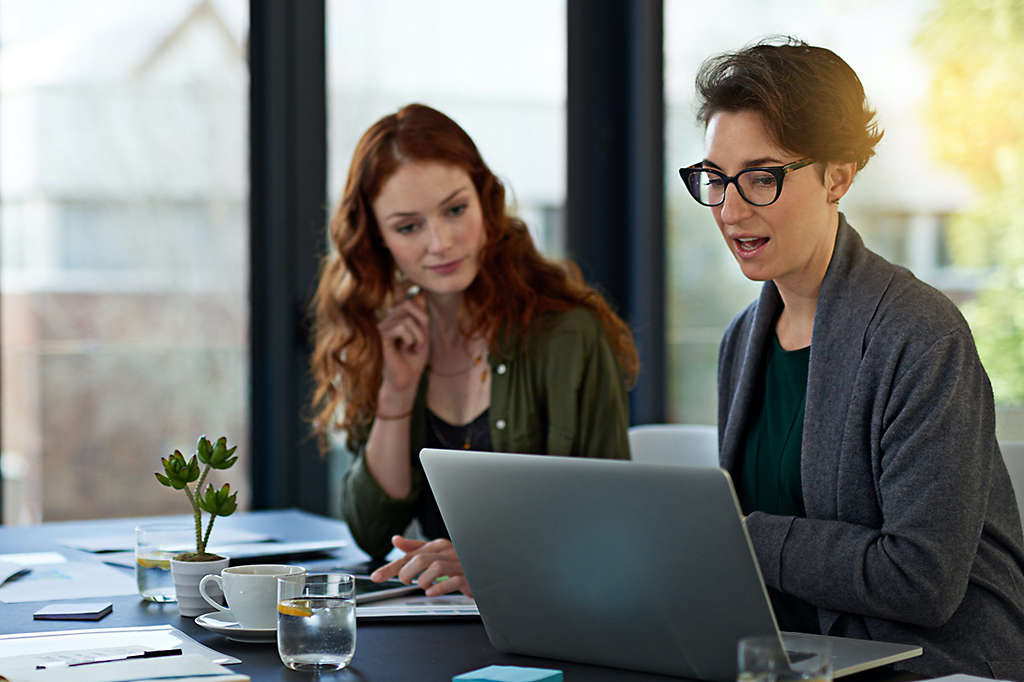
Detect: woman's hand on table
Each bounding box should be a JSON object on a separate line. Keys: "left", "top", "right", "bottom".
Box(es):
{"left": 369, "top": 535, "right": 473, "bottom": 597}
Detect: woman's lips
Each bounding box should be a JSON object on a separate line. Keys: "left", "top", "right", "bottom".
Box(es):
{"left": 733, "top": 236, "right": 769, "bottom": 259}
{"left": 426, "top": 258, "right": 464, "bottom": 275}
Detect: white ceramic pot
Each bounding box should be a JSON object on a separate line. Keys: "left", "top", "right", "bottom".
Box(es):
{"left": 170, "top": 556, "right": 229, "bottom": 617}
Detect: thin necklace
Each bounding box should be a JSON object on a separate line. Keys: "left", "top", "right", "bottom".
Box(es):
{"left": 428, "top": 351, "right": 489, "bottom": 383}
{"left": 428, "top": 352, "right": 486, "bottom": 379}
{"left": 428, "top": 409, "right": 488, "bottom": 450}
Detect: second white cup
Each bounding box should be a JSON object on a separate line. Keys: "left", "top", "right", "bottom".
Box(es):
{"left": 199, "top": 564, "right": 306, "bottom": 629}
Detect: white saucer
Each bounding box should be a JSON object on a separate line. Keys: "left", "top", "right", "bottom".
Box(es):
{"left": 195, "top": 611, "right": 277, "bottom": 643}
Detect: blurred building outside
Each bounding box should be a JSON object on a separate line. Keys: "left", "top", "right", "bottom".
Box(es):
{"left": 2, "top": 0, "right": 1021, "bottom": 525}
{"left": 1, "top": 0, "right": 250, "bottom": 524}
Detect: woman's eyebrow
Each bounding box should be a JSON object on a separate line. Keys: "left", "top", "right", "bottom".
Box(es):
{"left": 384, "top": 209, "right": 418, "bottom": 221}
{"left": 702, "top": 156, "right": 784, "bottom": 171}
{"left": 437, "top": 186, "right": 469, "bottom": 208}
{"left": 384, "top": 186, "right": 470, "bottom": 221}
{"left": 743, "top": 156, "right": 784, "bottom": 167}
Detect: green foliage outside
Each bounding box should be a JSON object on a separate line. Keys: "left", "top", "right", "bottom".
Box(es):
{"left": 917, "top": 0, "right": 1024, "bottom": 403}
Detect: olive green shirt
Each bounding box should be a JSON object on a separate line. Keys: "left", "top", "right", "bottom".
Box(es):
{"left": 342, "top": 307, "right": 632, "bottom": 560}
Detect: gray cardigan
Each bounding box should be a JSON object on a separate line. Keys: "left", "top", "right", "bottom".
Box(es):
{"left": 718, "top": 216, "right": 1024, "bottom": 679}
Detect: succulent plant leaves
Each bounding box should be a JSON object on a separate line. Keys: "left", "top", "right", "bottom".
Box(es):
{"left": 197, "top": 483, "right": 239, "bottom": 516}
{"left": 196, "top": 435, "right": 238, "bottom": 470}
{"left": 156, "top": 436, "right": 239, "bottom": 555}
{"left": 155, "top": 450, "right": 200, "bottom": 489}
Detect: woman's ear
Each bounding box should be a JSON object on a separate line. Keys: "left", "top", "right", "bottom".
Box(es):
{"left": 824, "top": 161, "right": 857, "bottom": 204}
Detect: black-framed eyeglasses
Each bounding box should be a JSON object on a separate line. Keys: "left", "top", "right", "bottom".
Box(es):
{"left": 678, "top": 158, "right": 815, "bottom": 207}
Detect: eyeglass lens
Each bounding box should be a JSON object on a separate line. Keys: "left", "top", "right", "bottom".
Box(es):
{"left": 688, "top": 169, "right": 780, "bottom": 206}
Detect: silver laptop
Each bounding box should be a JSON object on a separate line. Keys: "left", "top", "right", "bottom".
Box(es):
{"left": 420, "top": 449, "right": 922, "bottom": 681}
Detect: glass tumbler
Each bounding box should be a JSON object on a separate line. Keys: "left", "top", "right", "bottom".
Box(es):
{"left": 277, "top": 572, "right": 356, "bottom": 672}
{"left": 135, "top": 522, "right": 191, "bottom": 602}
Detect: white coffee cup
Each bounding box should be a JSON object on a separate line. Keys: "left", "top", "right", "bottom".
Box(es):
{"left": 199, "top": 564, "right": 305, "bottom": 629}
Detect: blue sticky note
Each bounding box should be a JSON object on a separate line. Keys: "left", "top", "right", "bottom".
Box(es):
{"left": 453, "top": 665, "right": 563, "bottom": 682}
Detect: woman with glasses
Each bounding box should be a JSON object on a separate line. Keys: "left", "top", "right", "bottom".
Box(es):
{"left": 683, "top": 38, "right": 1024, "bottom": 678}
{"left": 310, "top": 104, "right": 637, "bottom": 596}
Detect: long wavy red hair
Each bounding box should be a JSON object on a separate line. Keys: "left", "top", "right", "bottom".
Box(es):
{"left": 311, "top": 104, "right": 637, "bottom": 451}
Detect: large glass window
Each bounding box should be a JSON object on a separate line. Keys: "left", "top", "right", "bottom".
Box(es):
{"left": 325, "top": 0, "right": 566, "bottom": 256}
{"left": 664, "top": 0, "right": 1024, "bottom": 442}
{"left": 1, "top": 0, "right": 251, "bottom": 523}
{"left": 324, "top": 0, "right": 566, "bottom": 513}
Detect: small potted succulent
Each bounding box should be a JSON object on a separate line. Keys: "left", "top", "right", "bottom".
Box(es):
{"left": 155, "top": 435, "right": 239, "bottom": 616}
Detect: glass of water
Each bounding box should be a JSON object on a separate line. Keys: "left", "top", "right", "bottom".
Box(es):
{"left": 135, "top": 523, "right": 190, "bottom": 602}
{"left": 277, "top": 572, "right": 356, "bottom": 672}
{"left": 738, "top": 634, "right": 832, "bottom": 682}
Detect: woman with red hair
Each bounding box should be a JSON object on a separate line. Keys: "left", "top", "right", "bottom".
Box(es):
{"left": 311, "top": 104, "right": 637, "bottom": 596}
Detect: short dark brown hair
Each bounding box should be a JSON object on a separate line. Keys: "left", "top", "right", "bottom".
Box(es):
{"left": 696, "top": 36, "right": 883, "bottom": 170}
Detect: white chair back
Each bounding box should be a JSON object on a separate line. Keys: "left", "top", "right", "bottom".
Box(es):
{"left": 628, "top": 424, "right": 719, "bottom": 467}
{"left": 1000, "top": 441, "right": 1024, "bottom": 521}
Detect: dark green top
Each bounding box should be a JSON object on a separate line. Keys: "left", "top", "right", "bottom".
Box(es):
{"left": 737, "top": 333, "right": 818, "bottom": 633}
{"left": 342, "top": 307, "right": 632, "bottom": 560}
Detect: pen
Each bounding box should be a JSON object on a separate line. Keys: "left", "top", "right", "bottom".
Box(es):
{"left": 35, "top": 648, "right": 183, "bottom": 669}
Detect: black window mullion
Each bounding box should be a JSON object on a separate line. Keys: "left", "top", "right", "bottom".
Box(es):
{"left": 567, "top": 0, "right": 666, "bottom": 425}
{"left": 249, "top": 0, "right": 328, "bottom": 512}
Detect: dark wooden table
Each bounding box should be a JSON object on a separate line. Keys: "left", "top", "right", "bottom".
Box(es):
{"left": 0, "top": 509, "right": 694, "bottom": 680}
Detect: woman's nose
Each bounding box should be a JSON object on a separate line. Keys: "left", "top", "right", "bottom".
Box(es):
{"left": 427, "top": 220, "right": 453, "bottom": 253}
{"left": 718, "top": 182, "right": 753, "bottom": 223}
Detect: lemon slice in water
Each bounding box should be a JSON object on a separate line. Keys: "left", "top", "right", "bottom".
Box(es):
{"left": 278, "top": 599, "right": 313, "bottom": 617}
{"left": 136, "top": 554, "right": 171, "bottom": 570}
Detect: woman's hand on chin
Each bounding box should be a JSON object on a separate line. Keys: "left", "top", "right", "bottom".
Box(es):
{"left": 377, "top": 288, "right": 430, "bottom": 401}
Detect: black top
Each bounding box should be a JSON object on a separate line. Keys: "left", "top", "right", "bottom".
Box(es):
{"left": 414, "top": 408, "right": 492, "bottom": 541}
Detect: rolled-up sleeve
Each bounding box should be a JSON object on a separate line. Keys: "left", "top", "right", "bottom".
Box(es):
{"left": 341, "top": 444, "right": 421, "bottom": 560}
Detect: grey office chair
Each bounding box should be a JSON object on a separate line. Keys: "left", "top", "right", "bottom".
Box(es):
{"left": 627, "top": 423, "right": 719, "bottom": 467}
{"left": 1000, "top": 441, "right": 1024, "bottom": 522}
